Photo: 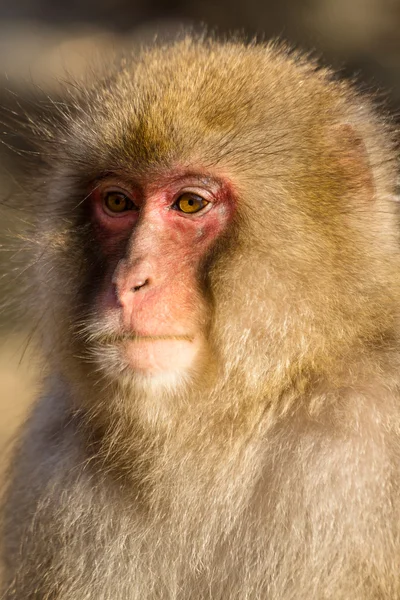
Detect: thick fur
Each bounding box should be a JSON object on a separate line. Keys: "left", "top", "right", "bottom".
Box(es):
{"left": 2, "top": 38, "right": 400, "bottom": 599}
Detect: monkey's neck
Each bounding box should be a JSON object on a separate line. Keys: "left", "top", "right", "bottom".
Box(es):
{"left": 66, "top": 350, "right": 400, "bottom": 496}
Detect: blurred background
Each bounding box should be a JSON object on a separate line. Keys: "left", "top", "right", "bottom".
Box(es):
{"left": 1, "top": 0, "right": 400, "bottom": 455}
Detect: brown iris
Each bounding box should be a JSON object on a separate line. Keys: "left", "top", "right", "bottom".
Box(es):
{"left": 104, "top": 192, "right": 134, "bottom": 213}
{"left": 175, "top": 193, "right": 209, "bottom": 214}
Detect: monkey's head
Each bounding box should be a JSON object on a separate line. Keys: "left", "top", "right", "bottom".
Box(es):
{"left": 23, "top": 39, "right": 400, "bottom": 427}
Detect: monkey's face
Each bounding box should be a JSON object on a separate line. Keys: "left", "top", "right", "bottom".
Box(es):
{"left": 29, "top": 41, "right": 399, "bottom": 423}
{"left": 77, "top": 170, "right": 234, "bottom": 382}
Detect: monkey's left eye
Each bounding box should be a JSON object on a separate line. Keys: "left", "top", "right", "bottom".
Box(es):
{"left": 103, "top": 191, "right": 136, "bottom": 215}
{"left": 173, "top": 193, "right": 209, "bottom": 214}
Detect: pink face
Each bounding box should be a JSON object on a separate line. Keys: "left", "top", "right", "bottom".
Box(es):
{"left": 89, "top": 172, "right": 235, "bottom": 375}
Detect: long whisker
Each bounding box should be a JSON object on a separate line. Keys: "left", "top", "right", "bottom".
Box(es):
{"left": 90, "top": 333, "right": 195, "bottom": 344}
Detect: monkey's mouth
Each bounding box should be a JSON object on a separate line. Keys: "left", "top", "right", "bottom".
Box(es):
{"left": 88, "top": 331, "right": 200, "bottom": 374}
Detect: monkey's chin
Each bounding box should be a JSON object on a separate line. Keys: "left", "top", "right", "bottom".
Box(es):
{"left": 121, "top": 336, "right": 201, "bottom": 375}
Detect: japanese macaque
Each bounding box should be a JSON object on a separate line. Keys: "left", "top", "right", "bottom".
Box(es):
{"left": 2, "top": 37, "right": 400, "bottom": 600}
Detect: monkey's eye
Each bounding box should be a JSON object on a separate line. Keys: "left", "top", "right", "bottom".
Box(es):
{"left": 174, "top": 193, "right": 209, "bottom": 214}
{"left": 103, "top": 191, "right": 136, "bottom": 215}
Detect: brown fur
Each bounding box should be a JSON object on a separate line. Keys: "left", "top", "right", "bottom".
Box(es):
{"left": 2, "top": 37, "right": 400, "bottom": 599}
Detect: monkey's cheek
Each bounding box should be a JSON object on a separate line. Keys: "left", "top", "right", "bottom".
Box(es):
{"left": 121, "top": 337, "right": 202, "bottom": 374}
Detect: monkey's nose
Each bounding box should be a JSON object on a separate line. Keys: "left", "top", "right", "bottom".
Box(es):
{"left": 131, "top": 279, "right": 149, "bottom": 292}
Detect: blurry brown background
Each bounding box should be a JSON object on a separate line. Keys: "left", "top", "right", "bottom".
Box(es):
{"left": 1, "top": 0, "right": 400, "bottom": 459}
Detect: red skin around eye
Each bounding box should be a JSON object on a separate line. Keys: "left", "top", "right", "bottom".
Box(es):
{"left": 89, "top": 172, "right": 235, "bottom": 374}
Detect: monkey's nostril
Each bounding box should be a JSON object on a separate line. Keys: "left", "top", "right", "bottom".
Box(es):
{"left": 131, "top": 279, "right": 149, "bottom": 292}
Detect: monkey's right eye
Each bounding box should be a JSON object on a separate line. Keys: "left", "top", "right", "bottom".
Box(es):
{"left": 103, "top": 191, "right": 136, "bottom": 215}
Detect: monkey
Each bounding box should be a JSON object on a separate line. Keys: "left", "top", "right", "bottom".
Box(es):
{"left": 1, "top": 36, "right": 400, "bottom": 600}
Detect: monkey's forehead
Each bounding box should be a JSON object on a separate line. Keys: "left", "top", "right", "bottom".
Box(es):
{"left": 60, "top": 40, "right": 353, "bottom": 171}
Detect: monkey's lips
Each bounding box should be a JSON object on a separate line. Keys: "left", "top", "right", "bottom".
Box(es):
{"left": 111, "top": 333, "right": 199, "bottom": 374}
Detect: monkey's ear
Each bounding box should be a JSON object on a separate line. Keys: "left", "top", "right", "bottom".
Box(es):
{"left": 330, "top": 123, "right": 375, "bottom": 200}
